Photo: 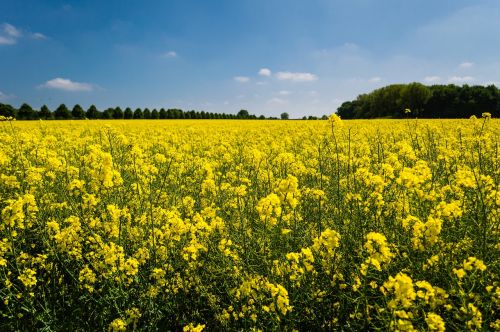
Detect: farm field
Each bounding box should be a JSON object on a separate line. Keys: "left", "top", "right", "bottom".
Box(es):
{"left": 0, "top": 117, "right": 499, "bottom": 331}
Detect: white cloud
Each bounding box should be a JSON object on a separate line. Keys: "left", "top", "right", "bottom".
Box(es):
{"left": 277, "top": 90, "right": 291, "bottom": 96}
{"left": 0, "top": 91, "right": 15, "bottom": 101}
{"left": 369, "top": 76, "right": 382, "bottom": 83}
{"left": 4, "top": 23, "right": 21, "bottom": 38}
{"left": 32, "top": 32, "right": 47, "bottom": 40}
{"left": 162, "top": 51, "right": 177, "bottom": 58}
{"left": 0, "top": 23, "right": 47, "bottom": 44}
{"left": 424, "top": 76, "right": 441, "bottom": 83}
{"left": 267, "top": 97, "right": 288, "bottom": 105}
{"left": 39, "top": 78, "right": 94, "bottom": 92}
{"left": 258, "top": 68, "right": 271, "bottom": 77}
{"left": 448, "top": 76, "right": 475, "bottom": 83}
{"left": 276, "top": 71, "right": 318, "bottom": 82}
{"left": 256, "top": 81, "right": 268, "bottom": 86}
{"left": 234, "top": 76, "right": 250, "bottom": 83}
{"left": 0, "top": 23, "right": 21, "bottom": 45}
{"left": 459, "top": 61, "right": 474, "bottom": 69}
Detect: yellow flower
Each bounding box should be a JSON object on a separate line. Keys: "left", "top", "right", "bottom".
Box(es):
{"left": 18, "top": 268, "right": 37, "bottom": 288}
{"left": 426, "top": 313, "right": 445, "bottom": 331}
{"left": 183, "top": 323, "right": 205, "bottom": 332}
{"left": 109, "top": 318, "right": 127, "bottom": 332}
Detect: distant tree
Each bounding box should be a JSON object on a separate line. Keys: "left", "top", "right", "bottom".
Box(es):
{"left": 17, "top": 103, "right": 36, "bottom": 120}
{"left": 112, "top": 107, "right": 124, "bottom": 119}
{"left": 102, "top": 108, "right": 113, "bottom": 119}
{"left": 39, "top": 105, "right": 52, "bottom": 119}
{"left": 400, "top": 82, "right": 432, "bottom": 116}
{"left": 86, "top": 105, "right": 99, "bottom": 119}
{"left": 133, "top": 108, "right": 143, "bottom": 119}
{"left": 336, "top": 101, "right": 356, "bottom": 119}
{"left": 321, "top": 115, "right": 328, "bottom": 120}
{"left": 124, "top": 107, "right": 133, "bottom": 119}
{"left": 237, "top": 109, "right": 249, "bottom": 118}
{"left": 259, "top": 115, "right": 266, "bottom": 120}
{"left": 0, "top": 103, "right": 16, "bottom": 117}
{"left": 151, "top": 109, "right": 159, "bottom": 119}
{"left": 72, "top": 104, "right": 85, "bottom": 119}
{"left": 159, "top": 108, "right": 167, "bottom": 119}
{"left": 280, "top": 112, "right": 289, "bottom": 120}
{"left": 54, "top": 104, "right": 71, "bottom": 119}
{"left": 143, "top": 108, "right": 151, "bottom": 119}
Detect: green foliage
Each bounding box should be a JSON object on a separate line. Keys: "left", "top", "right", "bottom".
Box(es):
{"left": 86, "top": 105, "right": 99, "bottom": 119}
{"left": 0, "top": 103, "right": 16, "bottom": 117}
{"left": 39, "top": 105, "right": 53, "bottom": 119}
{"left": 1, "top": 103, "right": 265, "bottom": 121}
{"left": 112, "top": 107, "right": 124, "bottom": 119}
{"left": 337, "top": 83, "right": 500, "bottom": 119}
{"left": 133, "top": 108, "right": 143, "bottom": 119}
{"left": 237, "top": 109, "right": 249, "bottom": 118}
{"left": 17, "top": 103, "right": 36, "bottom": 120}
{"left": 151, "top": 109, "right": 159, "bottom": 119}
{"left": 124, "top": 108, "right": 133, "bottom": 119}
{"left": 54, "top": 104, "right": 71, "bottom": 119}
{"left": 72, "top": 104, "right": 85, "bottom": 119}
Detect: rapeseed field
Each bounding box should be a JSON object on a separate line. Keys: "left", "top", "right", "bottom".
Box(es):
{"left": 0, "top": 116, "right": 498, "bottom": 331}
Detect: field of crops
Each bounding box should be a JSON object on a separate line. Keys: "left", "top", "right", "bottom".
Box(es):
{"left": 0, "top": 116, "right": 498, "bottom": 331}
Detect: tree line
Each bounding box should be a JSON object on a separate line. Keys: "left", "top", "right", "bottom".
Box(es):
{"left": 0, "top": 104, "right": 278, "bottom": 120}
{"left": 336, "top": 83, "right": 500, "bottom": 119}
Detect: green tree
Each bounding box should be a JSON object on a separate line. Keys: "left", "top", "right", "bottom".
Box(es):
{"left": 237, "top": 109, "right": 249, "bottom": 118}
{"left": 102, "top": 108, "right": 113, "bottom": 119}
{"left": 86, "top": 105, "right": 99, "bottom": 119}
{"left": 280, "top": 112, "right": 289, "bottom": 120}
{"left": 159, "top": 108, "right": 167, "bottom": 119}
{"left": 151, "top": 109, "right": 159, "bottom": 119}
{"left": 124, "top": 107, "right": 133, "bottom": 119}
{"left": 133, "top": 108, "right": 143, "bottom": 119}
{"left": 400, "top": 83, "right": 432, "bottom": 117}
{"left": 112, "top": 107, "right": 124, "bottom": 119}
{"left": 39, "top": 105, "right": 52, "bottom": 119}
{"left": 72, "top": 104, "right": 85, "bottom": 119}
{"left": 54, "top": 104, "right": 71, "bottom": 119}
{"left": 17, "top": 103, "right": 36, "bottom": 120}
{"left": 0, "top": 103, "right": 16, "bottom": 117}
{"left": 143, "top": 108, "right": 151, "bottom": 119}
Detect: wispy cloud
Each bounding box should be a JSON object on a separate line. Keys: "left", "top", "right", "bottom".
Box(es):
{"left": 277, "top": 90, "right": 291, "bottom": 96}
{"left": 0, "top": 23, "right": 47, "bottom": 44}
{"left": 448, "top": 76, "right": 475, "bottom": 83}
{"left": 32, "top": 32, "right": 47, "bottom": 40}
{"left": 368, "top": 76, "right": 382, "bottom": 83}
{"left": 0, "top": 23, "right": 21, "bottom": 45}
{"left": 258, "top": 68, "right": 271, "bottom": 77}
{"left": 267, "top": 97, "right": 288, "bottom": 105}
{"left": 0, "top": 90, "right": 15, "bottom": 101}
{"left": 234, "top": 76, "right": 250, "bottom": 83}
{"left": 424, "top": 76, "right": 441, "bottom": 83}
{"left": 161, "top": 51, "right": 177, "bottom": 58}
{"left": 459, "top": 61, "right": 474, "bottom": 69}
{"left": 39, "top": 78, "right": 95, "bottom": 92}
{"left": 275, "top": 71, "right": 318, "bottom": 82}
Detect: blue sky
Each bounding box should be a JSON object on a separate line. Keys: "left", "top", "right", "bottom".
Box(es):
{"left": 1, "top": 0, "right": 499, "bottom": 118}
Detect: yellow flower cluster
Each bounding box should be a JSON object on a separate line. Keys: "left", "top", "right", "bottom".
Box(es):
{"left": 0, "top": 117, "right": 498, "bottom": 330}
